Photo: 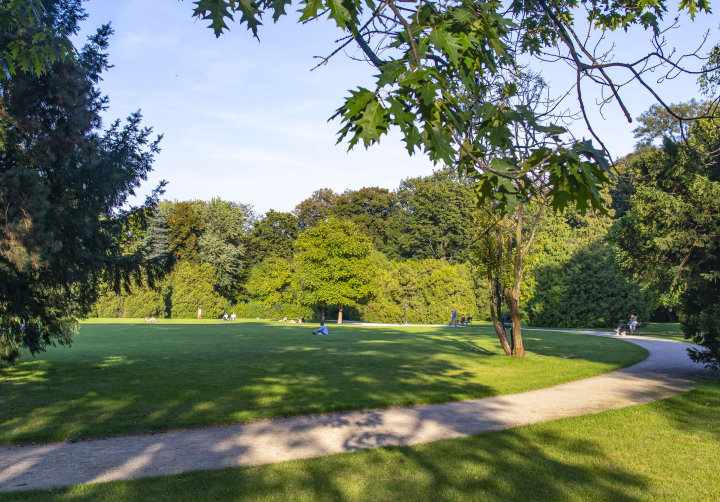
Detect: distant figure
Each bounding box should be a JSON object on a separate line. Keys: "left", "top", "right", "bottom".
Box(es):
{"left": 299, "top": 316, "right": 305, "bottom": 323}
{"left": 281, "top": 316, "right": 288, "bottom": 322}
{"left": 150, "top": 316, "right": 156, "bottom": 323}
{"left": 629, "top": 315, "right": 640, "bottom": 333}
{"left": 145, "top": 317, "right": 149, "bottom": 323}
{"left": 230, "top": 312, "right": 236, "bottom": 321}
{"left": 460, "top": 314, "right": 466, "bottom": 326}
{"left": 222, "top": 313, "right": 229, "bottom": 321}
{"left": 615, "top": 315, "right": 634, "bottom": 335}
{"left": 313, "top": 322, "right": 329, "bottom": 335}
{"left": 197, "top": 307, "right": 203, "bottom": 321}
{"left": 449, "top": 308, "right": 457, "bottom": 327}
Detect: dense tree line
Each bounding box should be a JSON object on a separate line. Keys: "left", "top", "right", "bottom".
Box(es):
{"left": 93, "top": 166, "right": 649, "bottom": 328}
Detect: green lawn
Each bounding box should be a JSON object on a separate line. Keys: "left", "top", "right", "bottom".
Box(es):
{"left": 1, "top": 321, "right": 647, "bottom": 445}
{"left": 3, "top": 381, "right": 717, "bottom": 502}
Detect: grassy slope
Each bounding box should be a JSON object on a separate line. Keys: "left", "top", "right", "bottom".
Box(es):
{"left": 3, "top": 381, "right": 717, "bottom": 502}
{"left": 1, "top": 321, "right": 647, "bottom": 445}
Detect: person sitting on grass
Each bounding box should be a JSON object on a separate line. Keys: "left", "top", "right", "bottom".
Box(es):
{"left": 150, "top": 316, "right": 156, "bottom": 323}
{"left": 313, "top": 322, "right": 329, "bottom": 335}
{"left": 222, "top": 313, "right": 229, "bottom": 321}
{"left": 230, "top": 312, "right": 236, "bottom": 321}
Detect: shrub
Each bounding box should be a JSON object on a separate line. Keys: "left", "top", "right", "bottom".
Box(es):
{"left": 169, "top": 262, "right": 228, "bottom": 318}
{"left": 526, "top": 244, "right": 648, "bottom": 328}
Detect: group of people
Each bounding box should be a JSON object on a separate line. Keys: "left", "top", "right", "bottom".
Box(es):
{"left": 144, "top": 316, "right": 157, "bottom": 323}
{"left": 615, "top": 315, "right": 640, "bottom": 335}
{"left": 278, "top": 316, "right": 305, "bottom": 323}
{"left": 222, "top": 312, "right": 237, "bottom": 321}
{"left": 448, "top": 308, "right": 472, "bottom": 327}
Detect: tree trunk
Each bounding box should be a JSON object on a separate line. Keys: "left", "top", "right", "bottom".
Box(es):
{"left": 508, "top": 208, "right": 525, "bottom": 357}
{"left": 338, "top": 305, "right": 343, "bottom": 324}
{"left": 505, "top": 286, "right": 525, "bottom": 357}
{"left": 488, "top": 274, "right": 511, "bottom": 355}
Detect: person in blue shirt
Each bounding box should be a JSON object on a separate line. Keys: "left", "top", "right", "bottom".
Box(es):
{"left": 313, "top": 322, "right": 329, "bottom": 335}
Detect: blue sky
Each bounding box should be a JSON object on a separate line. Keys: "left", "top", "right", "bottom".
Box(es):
{"left": 75, "top": 1, "right": 717, "bottom": 214}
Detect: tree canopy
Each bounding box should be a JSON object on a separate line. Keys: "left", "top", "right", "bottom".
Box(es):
{"left": 190, "top": 0, "right": 716, "bottom": 217}
{"left": 0, "top": 3, "right": 164, "bottom": 365}
{"left": 610, "top": 121, "right": 720, "bottom": 367}
{"left": 293, "top": 218, "right": 375, "bottom": 322}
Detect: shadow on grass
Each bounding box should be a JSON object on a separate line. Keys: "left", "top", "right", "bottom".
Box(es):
{"left": 0, "top": 324, "right": 646, "bottom": 447}
{"left": 0, "top": 427, "right": 651, "bottom": 501}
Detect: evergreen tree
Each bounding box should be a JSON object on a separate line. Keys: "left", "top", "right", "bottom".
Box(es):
{"left": 0, "top": 6, "right": 164, "bottom": 366}
{"left": 165, "top": 201, "right": 204, "bottom": 263}
{"left": 610, "top": 125, "right": 720, "bottom": 368}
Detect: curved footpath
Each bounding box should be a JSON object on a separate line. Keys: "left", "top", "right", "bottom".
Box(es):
{"left": 0, "top": 331, "right": 709, "bottom": 493}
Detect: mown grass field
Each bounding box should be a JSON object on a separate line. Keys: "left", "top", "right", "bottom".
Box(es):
{"left": 1, "top": 320, "right": 647, "bottom": 445}
{"left": 3, "top": 380, "right": 717, "bottom": 502}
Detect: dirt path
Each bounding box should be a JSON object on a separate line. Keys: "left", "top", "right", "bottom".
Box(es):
{"left": 0, "top": 332, "right": 707, "bottom": 493}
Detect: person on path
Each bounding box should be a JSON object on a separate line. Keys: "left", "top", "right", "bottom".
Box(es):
{"left": 197, "top": 307, "right": 203, "bottom": 321}
{"left": 449, "top": 308, "right": 457, "bottom": 327}
{"left": 313, "top": 322, "right": 329, "bottom": 335}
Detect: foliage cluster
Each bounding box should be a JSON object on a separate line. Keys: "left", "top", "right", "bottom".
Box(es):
{"left": 610, "top": 112, "right": 720, "bottom": 368}
{"left": 0, "top": 3, "right": 165, "bottom": 365}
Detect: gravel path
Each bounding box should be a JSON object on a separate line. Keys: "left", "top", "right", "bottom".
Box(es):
{"left": 0, "top": 331, "right": 707, "bottom": 493}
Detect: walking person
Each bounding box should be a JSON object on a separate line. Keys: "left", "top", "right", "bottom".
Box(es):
{"left": 197, "top": 306, "right": 203, "bottom": 321}
{"left": 448, "top": 308, "right": 457, "bottom": 327}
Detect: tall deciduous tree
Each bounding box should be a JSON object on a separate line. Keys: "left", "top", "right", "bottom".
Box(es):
{"left": 397, "top": 169, "right": 476, "bottom": 262}
{"left": 293, "top": 188, "right": 339, "bottom": 229}
{"left": 246, "top": 256, "right": 293, "bottom": 307}
{"left": 293, "top": 218, "right": 374, "bottom": 323}
{"left": 0, "top": 0, "right": 77, "bottom": 79}
{"left": 332, "top": 187, "right": 401, "bottom": 259}
{"left": 0, "top": 6, "right": 164, "bottom": 366}
{"left": 249, "top": 209, "right": 299, "bottom": 266}
{"left": 198, "top": 198, "right": 249, "bottom": 299}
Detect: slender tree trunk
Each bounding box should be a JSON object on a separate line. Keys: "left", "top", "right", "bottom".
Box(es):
{"left": 505, "top": 286, "right": 525, "bottom": 357}
{"left": 488, "top": 274, "right": 511, "bottom": 355}
{"left": 509, "top": 208, "right": 526, "bottom": 357}
{"left": 338, "top": 305, "right": 343, "bottom": 324}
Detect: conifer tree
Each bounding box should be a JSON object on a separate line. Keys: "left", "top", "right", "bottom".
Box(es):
{"left": 0, "top": 3, "right": 164, "bottom": 365}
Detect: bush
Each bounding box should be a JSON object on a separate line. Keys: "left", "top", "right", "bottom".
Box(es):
{"left": 169, "top": 262, "right": 228, "bottom": 318}
{"left": 235, "top": 301, "right": 313, "bottom": 320}
{"left": 526, "top": 244, "right": 648, "bottom": 328}
{"left": 123, "top": 287, "right": 167, "bottom": 318}
{"left": 359, "top": 259, "right": 485, "bottom": 324}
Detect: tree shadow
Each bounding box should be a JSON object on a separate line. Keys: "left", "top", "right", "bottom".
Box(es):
{"left": 0, "top": 324, "right": 644, "bottom": 449}
{"left": 0, "top": 425, "right": 652, "bottom": 501}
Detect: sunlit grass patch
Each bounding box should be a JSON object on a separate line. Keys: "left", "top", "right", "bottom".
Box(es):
{"left": 4, "top": 381, "right": 718, "bottom": 502}
{"left": 1, "top": 323, "right": 647, "bottom": 445}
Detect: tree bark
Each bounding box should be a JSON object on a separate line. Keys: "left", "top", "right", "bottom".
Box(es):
{"left": 488, "top": 274, "right": 512, "bottom": 355}
{"left": 505, "top": 286, "right": 525, "bottom": 357}
{"left": 508, "top": 208, "right": 526, "bottom": 357}
{"left": 338, "top": 305, "right": 343, "bottom": 324}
